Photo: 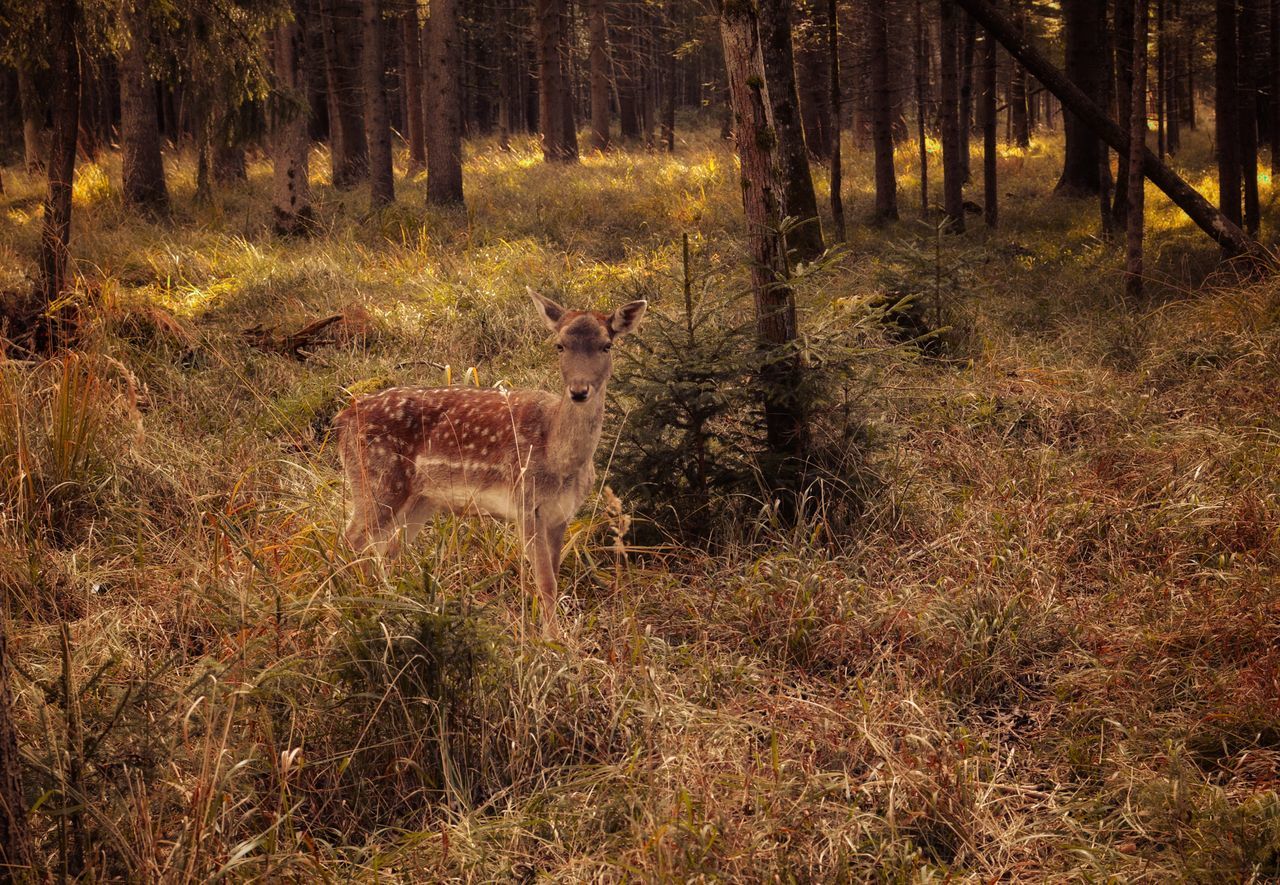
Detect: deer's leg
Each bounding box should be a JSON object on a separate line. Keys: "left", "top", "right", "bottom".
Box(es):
{"left": 545, "top": 520, "right": 569, "bottom": 575}
{"left": 524, "top": 514, "right": 561, "bottom": 637}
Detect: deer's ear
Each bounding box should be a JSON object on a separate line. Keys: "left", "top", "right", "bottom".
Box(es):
{"left": 528, "top": 287, "right": 566, "bottom": 332}
{"left": 608, "top": 300, "right": 648, "bottom": 338}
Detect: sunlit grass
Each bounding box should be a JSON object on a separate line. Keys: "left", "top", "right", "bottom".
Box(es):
{"left": 1, "top": 121, "right": 1278, "bottom": 880}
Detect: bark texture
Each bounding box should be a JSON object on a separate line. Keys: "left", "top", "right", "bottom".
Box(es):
{"left": 319, "top": 0, "right": 368, "bottom": 187}
{"left": 1216, "top": 0, "right": 1241, "bottom": 227}
{"left": 425, "top": 0, "right": 465, "bottom": 203}
{"left": 272, "top": 4, "right": 315, "bottom": 236}
{"left": 536, "top": 0, "right": 579, "bottom": 161}
{"left": 940, "top": 0, "right": 966, "bottom": 230}
{"left": 719, "top": 0, "right": 808, "bottom": 466}
{"left": 16, "top": 62, "right": 42, "bottom": 173}
{"left": 756, "top": 0, "right": 825, "bottom": 262}
{"left": 869, "top": 1, "right": 898, "bottom": 222}
{"left": 1056, "top": 0, "right": 1108, "bottom": 194}
{"left": 40, "top": 0, "right": 81, "bottom": 310}
{"left": 588, "top": 0, "right": 611, "bottom": 151}
{"left": 1127, "top": 0, "right": 1148, "bottom": 299}
{"left": 362, "top": 0, "right": 394, "bottom": 207}
{"left": 401, "top": 12, "right": 426, "bottom": 171}
{"left": 120, "top": 4, "right": 170, "bottom": 215}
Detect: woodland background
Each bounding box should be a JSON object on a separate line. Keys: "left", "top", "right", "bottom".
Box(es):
{"left": 0, "top": 0, "right": 1278, "bottom": 879}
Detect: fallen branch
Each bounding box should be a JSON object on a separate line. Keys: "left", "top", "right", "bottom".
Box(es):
{"left": 243, "top": 314, "right": 344, "bottom": 360}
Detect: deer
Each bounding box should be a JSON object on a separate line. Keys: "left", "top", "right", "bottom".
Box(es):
{"left": 334, "top": 290, "right": 647, "bottom": 636}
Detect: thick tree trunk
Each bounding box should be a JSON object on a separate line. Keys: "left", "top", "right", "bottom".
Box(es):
{"left": 401, "top": 11, "right": 426, "bottom": 172}
{"left": 795, "top": 1, "right": 832, "bottom": 161}
{"left": 536, "top": 0, "right": 578, "bottom": 161}
{"left": 756, "top": 0, "right": 825, "bottom": 263}
{"left": 120, "top": 5, "right": 170, "bottom": 216}
{"left": 362, "top": 0, "right": 394, "bottom": 207}
{"left": 719, "top": 0, "right": 808, "bottom": 468}
{"left": 0, "top": 619, "right": 34, "bottom": 877}
{"left": 425, "top": 0, "right": 465, "bottom": 203}
{"left": 1239, "top": 0, "right": 1260, "bottom": 234}
{"left": 1127, "top": 0, "right": 1148, "bottom": 299}
{"left": 940, "top": 0, "right": 966, "bottom": 230}
{"left": 319, "top": 0, "right": 368, "bottom": 187}
{"left": 1217, "top": 0, "right": 1242, "bottom": 227}
{"left": 40, "top": 0, "right": 81, "bottom": 311}
{"left": 588, "top": 0, "right": 610, "bottom": 150}
{"left": 953, "top": 0, "right": 1261, "bottom": 259}
{"left": 272, "top": 3, "right": 314, "bottom": 236}
{"left": 869, "top": 1, "right": 899, "bottom": 222}
{"left": 16, "top": 62, "right": 42, "bottom": 173}
{"left": 982, "top": 27, "right": 998, "bottom": 227}
{"left": 1056, "top": 0, "right": 1108, "bottom": 195}
{"left": 828, "top": 0, "right": 845, "bottom": 241}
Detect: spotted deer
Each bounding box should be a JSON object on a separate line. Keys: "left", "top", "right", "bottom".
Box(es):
{"left": 335, "top": 290, "right": 647, "bottom": 635}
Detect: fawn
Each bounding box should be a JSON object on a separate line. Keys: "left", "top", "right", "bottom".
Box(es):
{"left": 335, "top": 290, "right": 647, "bottom": 635}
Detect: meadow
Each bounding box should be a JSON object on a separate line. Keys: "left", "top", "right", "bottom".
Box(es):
{"left": 1, "top": 122, "right": 1278, "bottom": 880}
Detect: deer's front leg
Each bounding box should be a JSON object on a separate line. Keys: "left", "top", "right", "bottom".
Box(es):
{"left": 524, "top": 513, "right": 561, "bottom": 637}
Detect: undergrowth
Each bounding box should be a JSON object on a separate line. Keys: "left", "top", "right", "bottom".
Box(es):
{"left": 0, "top": 125, "right": 1277, "bottom": 880}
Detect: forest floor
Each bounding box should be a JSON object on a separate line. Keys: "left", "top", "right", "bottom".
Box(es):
{"left": 1, "top": 124, "right": 1279, "bottom": 881}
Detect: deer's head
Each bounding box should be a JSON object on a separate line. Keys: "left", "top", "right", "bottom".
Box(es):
{"left": 529, "top": 289, "right": 647, "bottom": 405}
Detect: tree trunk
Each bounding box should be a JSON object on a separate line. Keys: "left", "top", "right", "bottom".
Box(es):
{"left": 272, "top": 3, "right": 315, "bottom": 236}
{"left": 660, "top": 0, "right": 678, "bottom": 152}
{"left": 425, "top": 0, "right": 465, "bottom": 203}
{"left": 1271, "top": 0, "right": 1279, "bottom": 174}
{"left": 756, "top": 0, "right": 825, "bottom": 263}
{"left": 982, "top": 27, "right": 998, "bottom": 227}
{"left": 869, "top": 1, "right": 899, "bottom": 222}
{"left": 536, "top": 0, "right": 578, "bottom": 161}
{"left": 828, "top": 0, "right": 846, "bottom": 241}
{"left": 1164, "top": 6, "right": 1180, "bottom": 153}
{"left": 588, "top": 0, "right": 610, "bottom": 150}
{"left": 120, "top": 4, "right": 170, "bottom": 216}
{"left": 1239, "top": 0, "right": 1260, "bottom": 234}
{"left": 940, "top": 0, "right": 966, "bottom": 230}
{"left": 16, "top": 61, "right": 42, "bottom": 173}
{"left": 1056, "top": 0, "right": 1108, "bottom": 195}
{"left": 917, "top": 0, "right": 930, "bottom": 217}
{"left": 362, "top": 0, "right": 394, "bottom": 207}
{"left": 616, "top": 9, "right": 642, "bottom": 140}
{"left": 954, "top": 0, "right": 1261, "bottom": 260}
{"left": 1009, "top": 0, "right": 1030, "bottom": 147}
{"left": 1127, "top": 0, "right": 1148, "bottom": 299}
{"left": 402, "top": 11, "right": 426, "bottom": 171}
{"left": 1217, "top": 0, "right": 1242, "bottom": 227}
{"left": 1112, "top": 0, "right": 1134, "bottom": 228}
{"left": 319, "top": 0, "right": 368, "bottom": 187}
{"left": 719, "top": 0, "right": 808, "bottom": 469}
{"left": 0, "top": 618, "right": 34, "bottom": 877}
{"left": 959, "top": 12, "right": 976, "bottom": 182}
{"left": 40, "top": 0, "right": 81, "bottom": 313}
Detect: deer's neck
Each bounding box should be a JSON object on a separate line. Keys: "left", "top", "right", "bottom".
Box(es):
{"left": 545, "top": 384, "right": 607, "bottom": 476}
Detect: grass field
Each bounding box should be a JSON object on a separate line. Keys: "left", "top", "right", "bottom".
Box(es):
{"left": 1, "top": 122, "right": 1279, "bottom": 881}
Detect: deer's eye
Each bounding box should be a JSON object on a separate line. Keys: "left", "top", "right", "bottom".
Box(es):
{"left": 555, "top": 344, "right": 565, "bottom": 352}
{"left": 602, "top": 343, "right": 612, "bottom": 353}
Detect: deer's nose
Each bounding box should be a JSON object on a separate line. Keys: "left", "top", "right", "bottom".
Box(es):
{"left": 569, "top": 385, "right": 590, "bottom": 402}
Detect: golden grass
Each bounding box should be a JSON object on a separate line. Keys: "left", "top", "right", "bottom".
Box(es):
{"left": 0, "top": 122, "right": 1278, "bottom": 880}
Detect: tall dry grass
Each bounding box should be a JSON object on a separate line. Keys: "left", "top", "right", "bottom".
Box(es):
{"left": 0, "top": 122, "right": 1277, "bottom": 880}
